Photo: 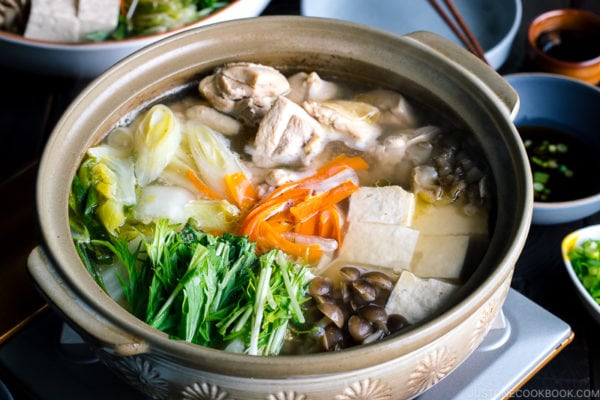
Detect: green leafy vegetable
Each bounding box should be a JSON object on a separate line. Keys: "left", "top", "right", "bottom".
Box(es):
{"left": 568, "top": 239, "right": 600, "bottom": 305}
{"left": 90, "top": 0, "right": 234, "bottom": 41}
{"left": 91, "top": 219, "right": 312, "bottom": 355}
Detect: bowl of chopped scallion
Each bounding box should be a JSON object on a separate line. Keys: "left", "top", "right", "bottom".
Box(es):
{"left": 562, "top": 224, "right": 600, "bottom": 324}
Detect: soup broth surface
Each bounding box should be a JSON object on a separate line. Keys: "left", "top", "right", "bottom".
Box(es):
{"left": 69, "top": 62, "right": 493, "bottom": 355}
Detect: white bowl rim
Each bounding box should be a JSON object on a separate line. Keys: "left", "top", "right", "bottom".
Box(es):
{"left": 561, "top": 224, "right": 600, "bottom": 316}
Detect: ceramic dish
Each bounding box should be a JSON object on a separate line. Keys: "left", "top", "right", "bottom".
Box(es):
{"left": 301, "top": 0, "right": 522, "bottom": 70}
{"left": 505, "top": 73, "right": 600, "bottom": 225}
{"left": 528, "top": 8, "right": 600, "bottom": 85}
{"left": 562, "top": 224, "right": 600, "bottom": 325}
{"left": 28, "top": 16, "right": 532, "bottom": 400}
{"left": 0, "top": 0, "right": 271, "bottom": 78}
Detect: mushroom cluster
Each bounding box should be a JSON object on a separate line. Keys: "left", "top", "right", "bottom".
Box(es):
{"left": 0, "top": 0, "right": 27, "bottom": 33}
{"left": 307, "top": 265, "right": 409, "bottom": 352}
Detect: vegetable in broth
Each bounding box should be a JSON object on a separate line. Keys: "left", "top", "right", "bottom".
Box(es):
{"left": 69, "top": 62, "right": 493, "bottom": 354}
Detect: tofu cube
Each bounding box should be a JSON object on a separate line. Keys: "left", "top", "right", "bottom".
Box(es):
{"left": 24, "top": 0, "right": 79, "bottom": 42}
{"left": 385, "top": 270, "right": 459, "bottom": 324}
{"left": 347, "top": 186, "right": 415, "bottom": 226}
{"left": 412, "top": 203, "right": 489, "bottom": 236}
{"left": 339, "top": 221, "right": 419, "bottom": 271}
{"left": 78, "top": 0, "right": 120, "bottom": 39}
{"left": 410, "top": 234, "right": 470, "bottom": 279}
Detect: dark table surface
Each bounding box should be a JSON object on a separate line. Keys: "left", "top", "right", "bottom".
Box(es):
{"left": 1, "top": 0, "right": 600, "bottom": 399}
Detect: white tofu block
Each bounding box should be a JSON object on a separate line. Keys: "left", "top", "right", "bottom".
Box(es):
{"left": 410, "top": 234, "right": 469, "bottom": 279}
{"left": 78, "top": 0, "right": 120, "bottom": 39}
{"left": 412, "top": 203, "right": 489, "bottom": 236}
{"left": 385, "top": 270, "right": 459, "bottom": 324}
{"left": 339, "top": 221, "right": 419, "bottom": 271}
{"left": 347, "top": 185, "right": 415, "bottom": 226}
{"left": 24, "top": 0, "right": 80, "bottom": 42}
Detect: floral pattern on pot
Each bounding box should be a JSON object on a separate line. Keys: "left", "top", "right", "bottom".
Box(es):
{"left": 267, "top": 392, "right": 307, "bottom": 400}
{"left": 182, "top": 382, "right": 231, "bottom": 400}
{"left": 407, "top": 346, "right": 457, "bottom": 395}
{"left": 334, "top": 378, "right": 392, "bottom": 400}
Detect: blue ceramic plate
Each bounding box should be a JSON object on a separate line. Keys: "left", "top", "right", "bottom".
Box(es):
{"left": 301, "top": 0, "right": 522, "bottom": 70}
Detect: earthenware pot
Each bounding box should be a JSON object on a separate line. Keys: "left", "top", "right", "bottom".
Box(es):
{"left": 28, "top": 16, "right": 532, "bottom": 400}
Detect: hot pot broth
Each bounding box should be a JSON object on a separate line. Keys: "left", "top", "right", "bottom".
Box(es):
{"left": 69, "top": 62, "right": 492, "bottom": 355}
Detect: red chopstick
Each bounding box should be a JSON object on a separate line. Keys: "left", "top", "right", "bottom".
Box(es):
{"left": 427, "top": 0, "right": 489, "bottom": 65}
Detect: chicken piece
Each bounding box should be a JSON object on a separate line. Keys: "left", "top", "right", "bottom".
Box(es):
{"left": 385, "top": 270, "right": 459, "bottom": 325}
{"left": 338, "top": 221, "right": 419, "bottom": 272}
{"left": 303, "top": 100, "right": 382, "bottom": 150}
{"left": 251, "top": 96, "right": 325, "bottom": 168}
{"left": 185, "top": 104, "right": 242, "bottom": 136}
{"left": 356, "top": 89, "right": 418, "bottom": 128}
{"left": 347, "top": 186, "right": 415, "bottom": 226}
{"left": 198, "top": 62, "right": 290, "bottom": 125}
{"left": 286, "top": 71, "right": 344, "bottom": 104}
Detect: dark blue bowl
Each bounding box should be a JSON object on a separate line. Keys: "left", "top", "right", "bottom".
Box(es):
{"left": 505, "top": 73, "right": 600, "bottom": 225}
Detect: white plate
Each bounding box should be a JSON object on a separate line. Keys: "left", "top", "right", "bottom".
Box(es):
{"left": 301, "top": 0, "right": 521, "bottom": 70}
{"left": 0, "top": 0, "right": 271, "bottom": 78}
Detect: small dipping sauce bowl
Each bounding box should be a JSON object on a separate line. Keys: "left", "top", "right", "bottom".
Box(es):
{"left": 528, "top": 8, "right": 600, "bottom": 84}
{"left": 505, "top": 73, "right": 600, "bottom": 225}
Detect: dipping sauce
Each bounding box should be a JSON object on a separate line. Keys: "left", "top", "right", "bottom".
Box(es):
{"left": 536, "top": 29, "right": 600, "bottom": 63}
{"left": 518, "top": 125, "right": 600, "bottom": 202}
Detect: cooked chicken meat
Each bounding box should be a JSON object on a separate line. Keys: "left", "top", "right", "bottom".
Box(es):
{"left": 303, "top": 100, "right": 382, "bottom": 151}
{"left": 199, "top": 62, "right": 291, "bottom": 125}
{"left": 286, "top": 71, "right": 344, "bottom": 104}
{"left": 356, "top": 89, "right": 418, "bottom": 127}
{"left": 251, "top": 96, "right": 325, "bottom": 168}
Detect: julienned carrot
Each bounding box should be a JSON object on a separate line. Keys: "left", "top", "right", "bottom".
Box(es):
{"left": 290, "top": 180, "right": 358, "bottom": 222}
{"left": 258, "top": 221, "right": 323, "bottom": 262}
{"left": 266, "top": 155, "right": 368, "bottom": 199}
{"left": 185, "top": 169, "right": 223, "bottom": 201}
{"left": 317, "top": 207, "right": 343, "bottom": 244}
{"left": 236, "top": 155, "right": 369, "bottom": 263}
{"left": 237, "top": 188, "right": 311, "bottom": 237}
{"left": 225, "top": 172, "right": 258, "bottom": 211}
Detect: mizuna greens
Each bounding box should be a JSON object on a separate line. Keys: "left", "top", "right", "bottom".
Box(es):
{"left": 74, "top": 214, "right": 311, "bottom": 355}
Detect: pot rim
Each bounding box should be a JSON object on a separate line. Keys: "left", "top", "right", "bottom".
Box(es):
{"left": 34, "top": 16, "right": 532, "bottom": 378}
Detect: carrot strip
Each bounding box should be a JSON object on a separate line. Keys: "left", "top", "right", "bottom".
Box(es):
{"left": 259, "top": 222, "right": 323, "bottom": 262}
{"left": 298, "top": 155, "right": 368, "bottom": 188}
{"left": 318, "top": 207, "right": 343, "bottom": 245}
{"left": 185, "top": 169, "right": 223, "bottom": 200}
{"left": 293, "top": 212, "right": 319, "bottom": 235}
{"left": 290, "top": 180, "right": 359, "bottom": 222}
{"left": 266, "top": 155, "right": 368, "bottom": 199}
{"left": 224, "top": 172, "right": 258, "bottom": 211}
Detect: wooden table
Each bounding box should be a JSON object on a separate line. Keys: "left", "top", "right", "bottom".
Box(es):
{"left": 0, "top": 0, "right": 599, "bottom": 398}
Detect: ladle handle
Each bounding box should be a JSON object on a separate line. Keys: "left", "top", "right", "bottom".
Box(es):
{"left": 407, "top": 31, "right": 519, "bottom": 120}
{"left": 27, "top": 246, "right": 149, "bottom": 357}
